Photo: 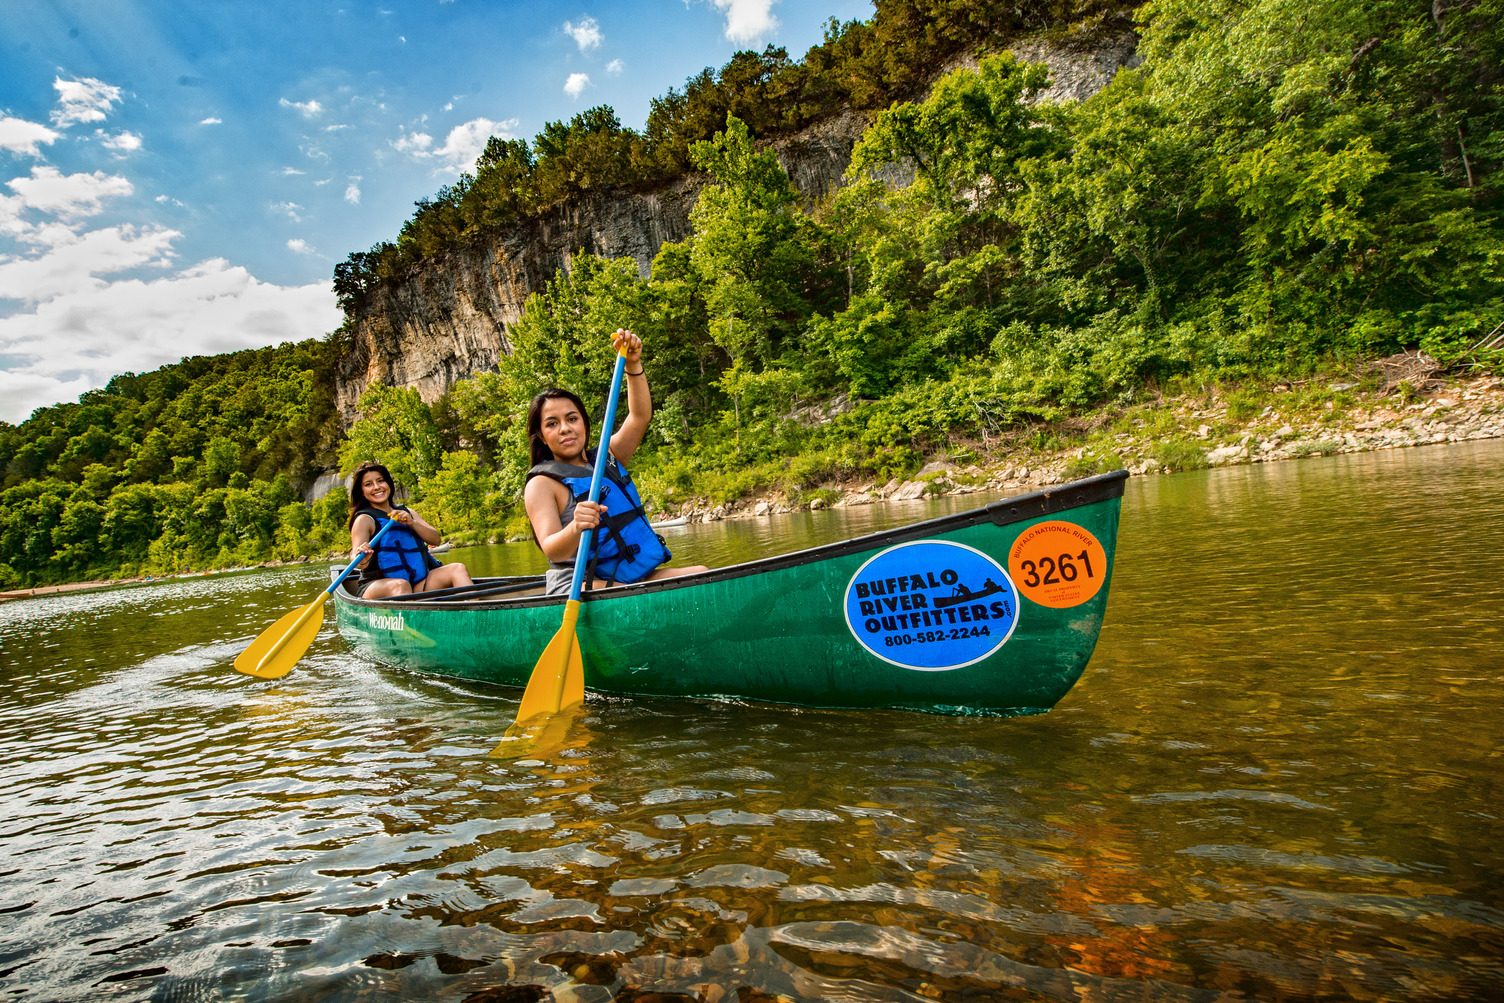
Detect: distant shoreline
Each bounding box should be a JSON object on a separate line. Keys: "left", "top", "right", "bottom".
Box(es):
{"left": 8, "top": 371, "right": 1498, "bottom": 602}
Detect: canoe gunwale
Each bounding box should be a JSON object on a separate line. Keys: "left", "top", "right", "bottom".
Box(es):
{"left": 334, "top": 470, "right": 1128, "bottom": 614}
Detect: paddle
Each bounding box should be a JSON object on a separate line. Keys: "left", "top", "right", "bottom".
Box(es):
{"left": 234, "top": 517, "right": 398, "bottom": 679}
{"left": 511, "top": 349, "right": 629, "bottom": 726}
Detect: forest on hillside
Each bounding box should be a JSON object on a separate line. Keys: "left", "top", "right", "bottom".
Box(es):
{"left": 1, "top": 0, "right": 1499, "bottom": 587}
{"left": 331, "top": 0, "right": 1139, "bottom": 311}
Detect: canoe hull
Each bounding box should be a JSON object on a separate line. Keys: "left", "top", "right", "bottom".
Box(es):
{"left": 334, "top": 472, "right": 1126, "bottom": 716}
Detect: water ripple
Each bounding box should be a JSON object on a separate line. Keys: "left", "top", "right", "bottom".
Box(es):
{"left": 2, "top": 442, "right": 1504, "bottom": 1000}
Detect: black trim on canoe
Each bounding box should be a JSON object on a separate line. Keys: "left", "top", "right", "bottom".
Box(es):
{"left": 336, "top": 471, "right": 1128, "bottom": 613}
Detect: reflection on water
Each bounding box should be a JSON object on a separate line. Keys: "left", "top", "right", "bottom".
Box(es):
{"left": 2, "top": 442, "right": 1502, "bottom": 1000}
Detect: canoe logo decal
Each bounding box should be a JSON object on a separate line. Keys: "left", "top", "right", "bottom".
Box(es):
{"left": 1007, "top": 520, "right": 1107, "bottom": 609}
{"left": 370, "top": 611, "right": 406, "bottom": 631}
{"left": 844, "top": 541, "right": 1018, "bottom": 671}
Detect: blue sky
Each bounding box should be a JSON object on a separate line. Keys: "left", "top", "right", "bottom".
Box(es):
{"left": 0, "top": 0, "right": 874, "bottom": 423}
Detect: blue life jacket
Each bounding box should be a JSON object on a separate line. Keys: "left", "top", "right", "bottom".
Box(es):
{"left": 528, "top": 449, "right": 671, "bottom": 586}
{"left": 354, "top": 506, "right": 440, "bottom": 585}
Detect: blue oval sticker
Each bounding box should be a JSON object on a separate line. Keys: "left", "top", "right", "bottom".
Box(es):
{"left": 844, "top": 541, "right": 1019, "bottom": 671}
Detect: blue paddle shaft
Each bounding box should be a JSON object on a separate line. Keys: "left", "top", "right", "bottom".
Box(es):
{"left": 569, "top": 353, "right": 629, "bottom": 602}
{"left": 327, "top": 517, "right": 397, "bottom": 595}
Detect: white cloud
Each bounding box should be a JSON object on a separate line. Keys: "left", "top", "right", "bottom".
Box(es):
{"left": 51, "top": 77, "right": 123, "bottom": 127}
{"left": 287, "top": 238, "right": 317, "bottom": 254}
{"left": 279, "top": 97, "right": 323, "bottom": 118}
{"left": 280, "top": 167, "right": 306, "bottom": 176}
{"left": 272, "top": 201, "right": 302, "bottom": 222}
{"left": 0, "top": 99, "right": 341, "bottom": 423}
{"left": 711, "top": 0, "right": 779, "bottom": 43}
{"left": 5, "top": 166, "right": 133, "bottom": 223}
{"left": 392, "top": 130, "right": 433, "bottom": 154}
{"left": 100, "top": 130, "right": 142, "bottom": 154}
{"left": 564, "top": 73, "right": 591, "bottom": 99}
{"left": 0, "top": 117, "right": 60, "bottom": 157}
{"left": 393, "top": 118, "right": 517, "bottom": 172}
{"left": 0, "top": 223, "right": 178, "bottom": 303}
{"left": 563, "top": 16, "right": 603, "bottom": 52}
{"left": 0, "top": 257, "right": 342, "bottom": 422}
{"left": 605, "top": 59, "right": 625, "bottom": 75}
{"left": 345, "top": 179, "right": 362, "bottom": 204}
{"left": 435, "top": 119, "right": 514, "bottom": 170}
{"left": 200, "top": 116, "right": 222, "bottom": 125}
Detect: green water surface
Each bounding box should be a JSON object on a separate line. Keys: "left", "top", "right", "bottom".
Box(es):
{"left": 2, "top": 441, "right": 1501, "bottom": 1001}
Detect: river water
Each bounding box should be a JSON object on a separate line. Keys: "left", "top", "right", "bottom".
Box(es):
{"left": 3, "top": 441, "right": 1501, "bottom": 1002}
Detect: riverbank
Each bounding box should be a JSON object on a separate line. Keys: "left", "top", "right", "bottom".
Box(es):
{"left": 7, "top": 361, "right": 1498, "bottom": 594}
{"left": 662, "top": 362, "right": 1504, "bottom": 523}
{"left": 0, "top": 563, "right": 311, "bottom": 602}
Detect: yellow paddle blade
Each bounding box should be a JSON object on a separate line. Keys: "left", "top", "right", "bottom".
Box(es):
{"left": 234, "top": 594, "right": 328, "bottom": 679}
{"left": 491, "top": 705, "right": 583, "bottom": 757}
{"left": 561, "top": 630, "right": 585, "bottom": 709}
{"left": 513, "top": 600, "right": 585, "bottom": 725}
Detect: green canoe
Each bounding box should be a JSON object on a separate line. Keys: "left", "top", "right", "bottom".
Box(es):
{"left": 333, "top": 471, "right": 1128, "bottom": 717}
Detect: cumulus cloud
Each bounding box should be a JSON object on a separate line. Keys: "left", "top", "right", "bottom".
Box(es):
{"left": 710, "top": 0, "right": 779, "bottom": 43}
{"left": 0, "top": 105, "right": 341, "bottom": 423}
{"left": 563, "top": 16, "right": 603, "bottom": 52}
{"left": 345, "top": 178, "right": 362, "bottom": 204}
{"left": 6, "top": 166, "right": 134, "bottom": 223}
{"left": 564, "top": 73, "right": 591, "bottom": 99}
{"left": 287, "top": 238, "right": 317, "bottom": 255}
{"left": 0, "top": 257, "right": 341, "bottom": 422}
{"left": 100, "top": 130, "right": 142, "bottom": 154}
{"left": 279, "top": 97, "right": 323, "bottom": 117}
{"left": 51, "top": 77, "right": 123, "bottom": 127}
{"left": 0, "top": 117, "right": 60, "bottom": 157}
{"left": 272, "top": 201, "right": 302, "bottom": 222}
{"left": 392, "top": 130, "right": 433, "bottom": 154}
{"left": 393, "top": 118, "right": 518, "bottom": 173}
{"left": 605, "top": 58, "right": 625, "bottom": 75}
{"left": 200, "top": 116, "right": 222, "bottom": 125}
{"left": 0, "top": 223, "right": 178, "bottom": 303}
{"left": 434, "top": 119, "right": 514, "bottom": 170}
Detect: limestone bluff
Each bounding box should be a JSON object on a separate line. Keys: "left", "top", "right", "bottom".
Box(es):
{"left": 331, "top": 32, "right": 1141, "bottom": 426}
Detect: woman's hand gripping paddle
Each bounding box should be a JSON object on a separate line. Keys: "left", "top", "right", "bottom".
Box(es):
{"left": 234, "top": 517, "right": 397, "bottom": 679}
{"left": 511, "top": 349, "right": 629, "bottom": 727}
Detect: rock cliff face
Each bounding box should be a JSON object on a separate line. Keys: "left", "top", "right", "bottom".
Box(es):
{"left": 334, "top": 34, "right": 1140, "bottom": 423}
{"left": 334, "top": 174, "right": 704, "bottom": 419}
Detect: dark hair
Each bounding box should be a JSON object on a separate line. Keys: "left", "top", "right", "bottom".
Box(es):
{"left": 347, "top": 461, "right": 397, "bottom": 528}
{"left": 526, "top": 388, "right": 589, "bottom": 466}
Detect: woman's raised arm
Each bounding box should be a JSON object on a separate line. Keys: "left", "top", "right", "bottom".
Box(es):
{"left": 608, "top": 328, "right": 650, "bottom": 464}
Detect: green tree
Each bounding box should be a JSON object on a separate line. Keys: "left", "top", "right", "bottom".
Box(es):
{"left": 421, "top": 451, "right": 491, "bottom": 540}
{"left": 339, "top": 383, "right": 443, "bottom": 488}
{"left": 52, "top": 497, "right": 106, "bottom": 574}
{"left": 689, "top": 115, "right": 813, "bottom": 366}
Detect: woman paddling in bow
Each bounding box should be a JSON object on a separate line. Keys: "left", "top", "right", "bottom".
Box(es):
{"left": 524, "top": 329, "right": 708, "bottom": 595}
{"left": 348, "top": 461, "right": 474, "bottom": 599}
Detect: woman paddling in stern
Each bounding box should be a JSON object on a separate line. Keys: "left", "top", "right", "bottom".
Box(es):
{"left": 348, "top": 461, "right": 474, "bottom": 599}
{"left": 525, "top": 329, "right": 708, "bottom": 595}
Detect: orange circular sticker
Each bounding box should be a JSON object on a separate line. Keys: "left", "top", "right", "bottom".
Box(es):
{"left": 1008, "top": 520, "right": 1107, "bottom": 609}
